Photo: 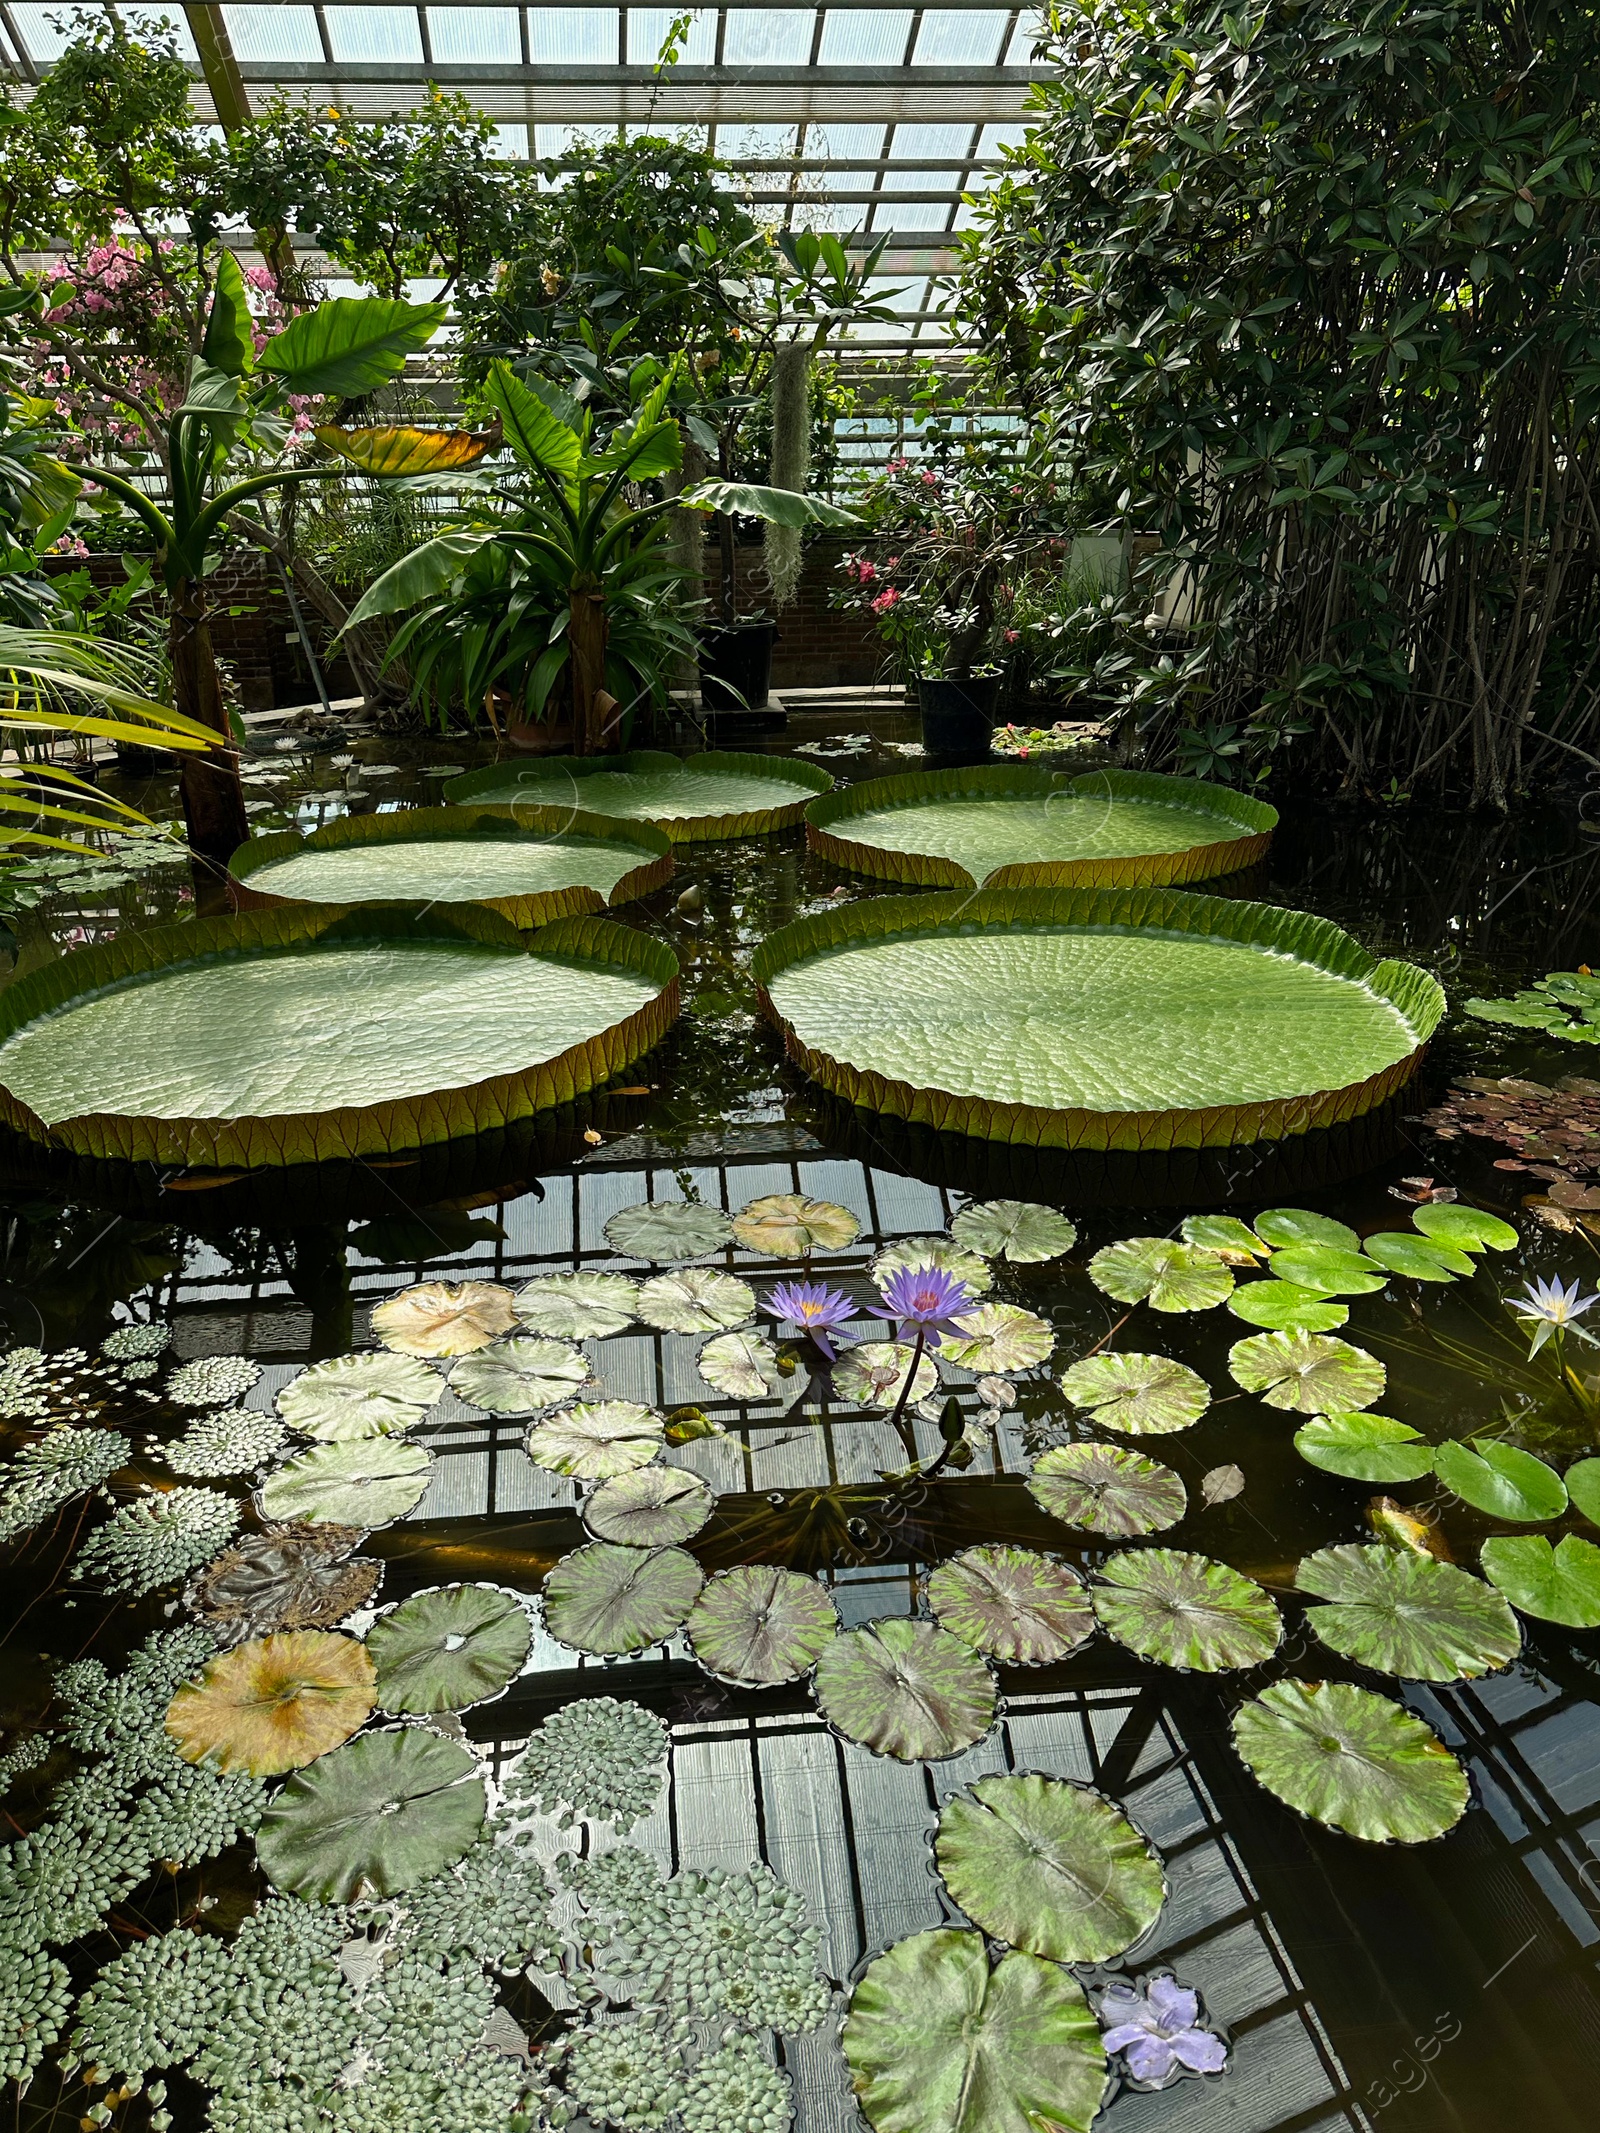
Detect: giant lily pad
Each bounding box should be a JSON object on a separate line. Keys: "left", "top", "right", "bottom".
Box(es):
{"left": 1089, "top": 1237, "right": 1234, "bottom": 1312}
{"left": 541, "top": 1542, "right": 704, "bottom": 1655}
{"left": 1413, "top": 1203, "right": 1519, "bottom": 1253}
{"left": 730, "top": 1192, "right": 860, "bottom": 1257}
{"left": 256, "top": 1726, "right": 486, "bottom": 1901}
{"left": 443, "top": 748, "right": 831, "bottom": 841}
{"left": 1432, "top": 1439, "right": 1567, "bottom": 1521}
{"left": 276, "top": 1351, "right": 441, "bottom": 1440}
{"left": 1227, "top": 1281, "right": 1349, "bottom": 1332}
{"left": 813, "top": 1618, "right": 996, "bottom": 1761}
{"left": 1265, "top": 1244, "right": 1387, "bottom": 1296}
{"left": 935, "top": 1773, "right": 1165, "bottom": 1962}
{"left": 637, "top": 1268, "right": 755, "bottom": 1334}
{"left": 937, "top": 1302, "right": 1054, "bottom": 1374}
{"left": 603, "top": 1200, "right": 734, "bottom": 1261}
{"left": 1093, "top": 1549, "right": 1281, "bottom": 1671}
{"left": 926, "top": 1545, "right": 1095, "bottom": 1665}
{"left": 950, "top": 1199, "right": 1078, "bottom": 1263}
{"left": 1057, "top": 1352, "right": 1210, "bottom": 1435}
{"left": 258, "top": 1438, "right": 432, "bottom": 1527}
{"left": 752, "top": 888, "right": 1442, "bottom": 1152}
{"left": 1293, "top": 1411, "right": 1434, "bottom": 1483}
{"left": 514, "top": 1271, "right": 638, "bottom": 1339}
{"left": 1295, "top": 1545, "right": 1519, "bottom": 1680}
{"left": 697, "top": 1329, "right": 784, "bottom": 1400}
{"left": 1026, "top": 1443, "right": 1187, "bottom": 1537}
{"left": 1253, "top": 1209, "right": 1360, "bottom": 1251}
{"left": 164, "top": 1630, "right": 375, "bottom": 1776}
{"left": 1228, "top": 1330, "right": 1386, "bottom": 1413}
{"left": 367, "top": 1583, "right": 531, "bottom": 1712}
{"left": 0, "top": 906, "right": 681, "bottom": 1168}
{"left": 525, "top": 1399, "right": 665, "bottom": 1480}
{"left": 371, "top": 1280, "right": 517, "bottom": 1358}
{"left": 1480, "top": 1534, "right": 1600, "bottom": 1627}
{"left": 1230, "top": 1680, "right": 1469, "bottom": 1844}
{"left": 447, "top": 1336, "right": 590, "bottom": 1415}
{"left": 584, "top": 1465, "right": 716, "bottom": 1547}
{"left": 686, "top": 1565, "right": 839, "bottom": 1684}
{"left": 871, "top": 1236, "right": 992, "bottom": 1298}
{"left": 1364, "top": 1231, "right": 1474, "bottom": 1282}
{"left": 831, "top": 1340, "right": 939, "bottom": 1410}
{"left": 843, "top": 1928, "right": 1106, "bottom": 2133}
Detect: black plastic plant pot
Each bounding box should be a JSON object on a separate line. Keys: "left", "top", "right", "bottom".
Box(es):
{"left": 699, "top": 621, "right": 779, "bottom": 714}
{"left": 917, "top": 674, "right": 1001, "bottom": 761}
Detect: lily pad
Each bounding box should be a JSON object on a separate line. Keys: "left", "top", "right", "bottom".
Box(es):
{"left": 1057, "top": 1351, "right": 1210, "bottom": 1435}
{"left": 697, "top": 1329, "right": 785, "bottom": 1400}
{"left": 187, "top": 1524, "right": 382, "bottom": 1645}
{"left": 1564, "top": 1457, "right": 1600, "bottom": 1526}
{"left": 1432, "top": 1439, "right": 1567, "bottom": 1521}
{"left": 1266, "top": 1244, "right": 1387, "bottom": 1296}
{"left": 950, "top": 1199, "right": 1078, "bottom": 1263}
{"left": 1181, "top": 1214, "right": 1269, "bottom": 1263}
{"left": 370, "top": 1280, "right": 517, "bottom": 1357}
{"left": 813, "top": 1617, "right": 996, "bottom": 1761}
{"left": 583, "top": 1465, "right": 716, "bottom": 1547}
{"left": 443, "top": 747, "right": 830, "bottom": 839}
{"left": 832, "top": 1340, "right": 938, "bottom": 1410}
{"left": 256, "top": 1726, "right": 486, "bottom": 1901}
{"left": 276, "top": 1351, "right": 441, "bottom": 1440}
{"left": 541, "top": 1542, "right": 704, "bottom": 1655}
{"left": 1227, "top": 1281, "right": 1349, "bottom": 1333}
{"left": 1413, "top": 1203, "right": 1519, "bottom": 1253}
{"left": 603, "top": 1200, "right": 734, "bottom": 1261}
{"left": 1089, "top": 1237, "right": 1234, "bottom": 1312}
{"left": 258, "top": 1438, "right": 432, "bottom": 1527}
{"left": 524, "top": 1399, "right": 665, "bottom": 1480}
{"left": 1364, "top": 1231, "right": 1474, "bottom": 1282}
{"left": 937, "top": 1302, "right": 1055, "bottom": 1374}
{"left": 1026, "top": 1443, "right": 1187, "bottom": 1538}
{"left": 513, "top": 1271, "right": 639, "bottom": 1339}
{"left": 730, "top": 1192, "right": 861, "bottom": 1257}
{"left": 637, "top": 1268, "right": 755, "bottom": 1334}
{"left": 164, "top": 1630, "right": 375, "bottom": 1776}
{"left": 686, "top": 1564, "right": 839, "bottom": 1684}
{"left": 1480, "top": 1533, "right": 1600, "bottom": 1627}
{"left": 1293, "top": 1411, "right": 1435, "bottom": 1483}
{"left": 367, "top": 1583, "right": 531, "bottom": 1713}
{"left": 1253, "top": 1208, "right": 1360, "bottom": 1251}
{"left": 1228, "top": 1330, "right": 1386, "bottom": 1413}
{"left": 926, "top": 1545, "right": 1095, "bottom": 1665}
{"left": 842, "top": 1928, "right": 1107, "bottom": 2133}
{"left": 1295, "top": 1545, "right": 1520, "bottom": 1680}
{"left": 934, "top": 1772, "right": 1165, "bottom": 1962}
{"left": 1092, "top": 1549, "right": 1281, "bottom": 1671}
{"left": 871, "top": 1236, "right": 992, "bottom": 1298}
{"left": 447, "top": 1336, "right": 590, "bottom": 1415}
{"left": 1230, "top": 1679, "right": 1469, "bottom": 1843}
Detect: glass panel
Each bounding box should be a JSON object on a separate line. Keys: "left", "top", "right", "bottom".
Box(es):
{"left": 492, "top": 122, "right": 530, "bottom": 157}
{"left": 792, "top": 199, "right": 868, "bottom": 234}
{"left": 817, "top": 9, "right": 911, "bottom": 64}
{"left": 888, "top": 122, "right": 972, "bottom": 160}
{"left": 1006, "top": 9, "right": 1048, "bottom": 62}
{"left": 723, "top": 10, "right": 815, "bottom": 65}
{"left": 912, "top": 10, "right": 1006, "bottom": 65}
{"left": 534, "top": 121, "right": 620, "bottom": 162}
{"left": 427, "top": 7, "right": 521, "bottom": 62}
{"left": 221, "top": 5, "right": 323, "bottom": 62}
{"left": 624, "top": 122, "right": 713, "bottom": 144}
{"left": 528, "top": 9, "right": 620, "bottom": 61}
{"left": 805, "top": 120, "right": 887, "bottom": 182}
{"left": 976, "top": 120, "right": 1029, "bottom": 156}
{"left": 324, "top": 5, "right": 423, "bottom": 61}
{"left": 8, "top": 5, "right": 75, "bottom": 60}
{"left": 721, "top": 121, "right": 800, "bottom": 159}
{"left": 873, "top": 197, "right": 954, "bottom": 232}
{"left": 627, "top": 8, "right": 716, "bottom": 64}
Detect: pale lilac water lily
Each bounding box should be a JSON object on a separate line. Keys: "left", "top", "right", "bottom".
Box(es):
{"left": 871, "top": 1263, "right": 974, "bottom": 1343}
{"left": 765, "top": 1280, "right": 855, "bottom": 1361}
{"left": 1096, "top": 1973, "right": 1228, "bottom": 2084}
{"left": 1511, "top": 1274, "right": 1600, "bottom": 1356}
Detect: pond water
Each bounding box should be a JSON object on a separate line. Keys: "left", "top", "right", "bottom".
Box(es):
{"left": 2, "top": 715, "right": 1599, "bottom": 2133}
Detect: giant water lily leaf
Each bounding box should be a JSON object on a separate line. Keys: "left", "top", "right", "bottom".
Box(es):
{"left": 813, "top": 1617, "right": 996, "bottom": 1761}
{"left": 1296, "top": 1545, "right": 1520, "bottom": 1680}
{"left": 583, "top": 1464, "right": 715, "bottom": 1547}
{"left": 1227, "top": 1281, "right": 1349, "bottom": 1333}
{"left": 1363, "top": 1231, "right": 1474, "bottom": 1282}
{"left": 935, "top": 1773, "right": 1165, "bottom": 1962}
{"left": 1228, "top": 1330, "right": 1386, "bottom": 1413}
{"left": 1564, "top": 1458, "right": 1600, "bottom": 1526}
{"left": 447, "top": 1336, "right": 590, "bottom": 1415}
{"left": 1253, "top": 1209, "right": 1360, "bottom": 1251}
{"left": 1480, "top": 1534, "right": 1600, "bottom": 1627}
{"left": 513, "top": 1271, "right": 639, "bottom": 1339}
{"left": 603, "top": 1200, "right": 733, "bottom": 1261}
{"left": 686, "top": 1564, "right": 839, "bottom": 1684}
{"left": 697, "top": 1329, "right": 784, "bottom": 1400}
{"left": 1181, "top": 1214, "right": 1269, "bottom": 1263}
{"left": 871, "top": 1235, "right": 993, "bottom": 1298}
{"left": 370, "top": 1281, "right": 517, "bottom": 1357}
{"left": 541, "top": 1542, "right": 703, "bottom": 1654}
{"left": 367, "top": 1583, "right": 531, "bottom": 1712}
{"left": 1231, "top": 1680, "right": 1469, "bottom": 1844}
{"left": 1432, "top": 1439, "right": 1567, "bottom": 1521}
{"left": 843, "top": 1929, "right": 1107, "bottom": 2133}
{"left": 731, "top": 1192, "right": 860, "bottom": 1257}
{"left": 256, "top": 1726, "right": 485, "bottom": 1901}
{"left": 950, "top": 1199, "right": 1078, "bottom": 1264}
{"left": 938, "top": 1303, "right": 1054, "bottom": 1374}
{"left": 1294, "top": 1411, "right": 1434, "bottom": 1483}
{"left": 276, "top": 1351, "right": 441, "bottom": 1439}
{"left": 1093, "top": 1549, "right": 1281, "bottom": 1671}
{"left": 831, "top": 1340, "right": 938, "bottom": 1410}
{"left": 1027, "top": 1443, "right": 1187, "bottom": 1538}
{"left": 165, "top": 1630, "right": 375, "bottom": 1776}
{"left": 1089, "top": 1237, "right": 1234, "bottom": 1312}
{"left": 1057, "top": 1351, "right": 1210, "bottom": 1435}
{"left": 524, "top": 1399, "right": 665, "bottom": 1480}
{"left": 926, "top": 1545, "right": 1094, "bottom": 1665}
{"left": 1413, "top": 1203, "right": 1519, "bottom": 1253}
{"left": 443, "top": 749, "right": 829, "bottom": 840}
{"left": 1266, "top": 1244, "right": 1387, "bottom": 1296}
{"left": 637, "top": 1268, "right": 755, "bottom": 1334}
{"left": 258, "top": 1439, "right": 432, "bottom": 1527}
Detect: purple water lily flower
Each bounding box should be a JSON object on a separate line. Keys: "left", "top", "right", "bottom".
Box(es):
{"left": 1096, "top": 1973, "right": 1228, "bottom": 2085}
{"left": 872, "top": 1262, "right": 974, "bottom": 1342}
{"left": 766, "top": 1279, "right": 855, "bottom": 1360}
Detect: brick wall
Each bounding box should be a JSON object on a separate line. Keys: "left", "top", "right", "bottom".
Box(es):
{"left": 692, "top": 533, "right": 884, "bottom": 690}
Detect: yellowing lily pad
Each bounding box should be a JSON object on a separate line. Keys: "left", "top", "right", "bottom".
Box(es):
{"left": 513, "top": 1271, "right": 639, "bottom": 1339}
{"left": 164, "top": 1630, "right": 375, "bottom": 1776}
{"left": 730, "top": 1192, "right": 860, "bottom": 1257}
{"left": 1089, "top": 1237, "right": 1234, "bottom": 1313}
{"left": 1227, "top": 1330, "right": 1386, "bottom": 1413}
{"left": 370, "top": 1280, "right": 517, "bottom": 1357}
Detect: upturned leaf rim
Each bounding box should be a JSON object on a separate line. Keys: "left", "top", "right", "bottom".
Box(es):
{"left": 441, "top": 748, "right": 832, "bottom": 842}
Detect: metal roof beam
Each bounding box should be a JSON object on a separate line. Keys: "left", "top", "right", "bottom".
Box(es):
{"left": 183, "top": 3, "right": 251, "bottom": 128}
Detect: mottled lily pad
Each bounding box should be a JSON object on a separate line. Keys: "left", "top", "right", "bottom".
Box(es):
{"left": 1227, "top": 1330, "right": 1386, "bottom": 1413}
{"left": 950, "top": 1199, "right": 1078, "bottom": 1264}
{"left": 813, "top": 1617, "right": 996, "bottom": 1761}
{"left": 730, "top": 1192, "right": 860, "bottom": 1257}
{"left": 1296, "top": 1545, "right": 1519, "bottom": 1680}
{"left": 831, "top": 1340, "right": 938, "bottom": 1410}
{"left": 165, "top": 1630, "right": 375, "bottom": 1776}
{"left": 583, "top": 1464, "right": 716, "bottom": 1547}
{"left": 937, "top": 1302, "right": 1054, "bottom": 1374}
{"left": 258, "top": 1438, "right": 432, "bottom": 1527}
{"left": 513, "top": 1271, "right": 639, "bottom": 1339}
{"left": 1227, "top": 1281, "right": 1349, "bottom": 1333}
{"left": 935, "top": 1772, "right": 1165, "bottom": 1962}
{"left": 1026, "top": 1443, "right": 1187, "bottom": 1538}
{"left": 256, "top": 1726, "right": 486, "bottom": 1901}
{"left": 1057, "top": 1352, "right": 1210, "bottom": 1435}
{"left": 1092, "top": 1549, "right": 1281, "bottom": 1671}
{"left": 1413, "top": 1203, "right": 1518, "bottom": 1253}
{"left": 697, "top": 1329, "right": 785, "bottom": 1400}
{"left": 1088, "top": 1237, "right": 1234, "bottom": 1313}
{"left": 276, "top": 1351, "right": 441, "bottom": 1439}
{"left": 525, "top": 1399, "right": 665, "bottom": 1480}
{"left": 1181, "top": 1215, "right": 1269, "bottom": 1263}
{"left": 1432, "top": 1438, "right": 1567, "bottom": 1521}
{"left": 1364, "top": 1231, "right": 1474, "bottom": 1282}
{"left": 541, "top": 1542, "right": 704, "bottom": 1654}
{"left": 367, "top": 1583, "right": 531, "bottom": 1713}
{"left": 871, "top": 1235, "right": 992, "bottom": 1298}
{"left": 1480, "top": 1533, "right": 1600, "bottom": 1627}
{"left": 369, "top": 1280, "right": 517, "bottom": 1357}
{"left": 447, "top": 1336, "right": 589, "bottom": 1415}
{"left": 187, "top": 1524, "right": 382, "bottom": 1645}
{"left": 637, "top": 1268, "right": 755, "bottom": 1334}
{"left": 686, "top": 1564, "right": 839, "bottom": 1685}
{"left": 1265, "top": 1244, "right": 1387, "bottom": 1296}
{"left": 603, "top": 1200, "right": 734, "bottom": 1261}
{"left": 926, "top": 1546, "right": 1094, "bottom": 1665}
{"left": 1293, "top": 1411, "right": 1434, "bottom": 1483}
{"left": 1231, "top": 1680, "right": 1469, "bottom": 1844}
{"left": 1252, "top": 1208, "right": 1360, "bottom": 1251}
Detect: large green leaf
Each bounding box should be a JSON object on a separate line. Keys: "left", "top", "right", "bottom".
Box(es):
{"left": 257, "top": 295, "right": 447, "bottom": 397}
{"left": 525, "top": 1399, "right": 664, "bottom": 1480}
{"left": 1412, "top": 1202, "right": 1519, "bottom": 1252}
{"left": 1253, "top": 1208, "right": 1360, "bottom": 1251}
{"left": 686, "top": 1565, "right": 838, "bottom": 1685}
{"left": 367, "top": 1583, "right": 532, "bottom": 1712}
{"left": 256, "top": 1727, "right": 485, "bottom": 1901}
{"left": 341, "top": 531, "right": 494, "bottom": 630}
{"left": 1565, "top": 1457, "right": 1600, "bottom": 1526}
{"left": 1228, "top": 1281, "right": 1349, "bottom": 1333}
{"left": 1480, "top": 1534, "right": 1600, "bottom": 1626}
{"left": 1027, "top": 1442, "right": 1187, "bottom": 1537}
{"left": 583, "top": 1465, "right": 715, "bottom": 1547}
{"left": 813, "top": 1618, "right": 996, "bottom": 1761}
{"left": 448, "top": 1337, "right": 590, "bottom": 1415}
{"left": 1265, "top": 1244, "right": 1387, "bottom": 1296}
{"left": 482, "top": 357, "right": 583, "bottom": 478}
{"left": 1093, "top": 1548, "right": 1281, "bottom": 1670}
{"left": 1363, "top": 1231, "right": 1474, "bottom": 1282}
{"left": 949, "top": 1199, "right": 1078, "bottom": 1262}
{"left": 1296, "top": 1545, "right": 1520, "bottom": 1680}
{"left": 603, "top": 1200, "right": 734, "bottom": 1261}
{"left": 275, "top": 1351, "right": 441, "bottom": 1440}
{"left": 934, "top": 1773, "right": 1165, "bottom": 1962}
{"left": 1089, "top": 1237, "right": 1234, "bottom": 1312}
{"left": 1231, "top": 1680, "right": 1469, "bottom": 1844}
{"left": 1293, "top": 1410, "right": 1434, "bottom": 1483}
{"left": 683, "top": 478, "right": 858, "bottom": 526}
{"left": 1228, "top": 1330, "right": 1386, "bottom": 1413}
{"left": 843, "top": 1929, "right": 1107, "bottom": 2133}
{"left": 1182, "top": 1214, "right": 1270, "bottom": 1262}
{"left": 202, "top": 249, "right": 254, "bottom": 377}
{"left": 258, "top": 1438, "right": 432, "bottom": 1527}
{"left": 937, "top": 1303, "right": 1054, "bottom": 1373}
{"left": 926, "top": 1545, "right": 1094, "bottom": 1665}
{"left": 1432, "top": 1439, "right": 1567, "bottom": 1521}
{"left": 514, "top": 1271, "right": 639, "bottom": 1339}
{"left": 1057, "top": 1351, "right": 1211, "bottom": 1434}
{"left": 444, "top": 749, "right": 831, "bottom": 843}
{"left": 541, "top": 1542, "right": 703, "bottom": 1654}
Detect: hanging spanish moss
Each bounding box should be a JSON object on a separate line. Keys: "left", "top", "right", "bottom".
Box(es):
{"left": 763, "top": 342, "right": 812, "bottom": 613}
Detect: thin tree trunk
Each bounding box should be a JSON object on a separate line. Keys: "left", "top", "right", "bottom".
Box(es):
{"left": 569, "top": 584, "right": 609, "bottom": 755}
{"left": 169, "top": 576, "right": 249, "bottom": 874}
